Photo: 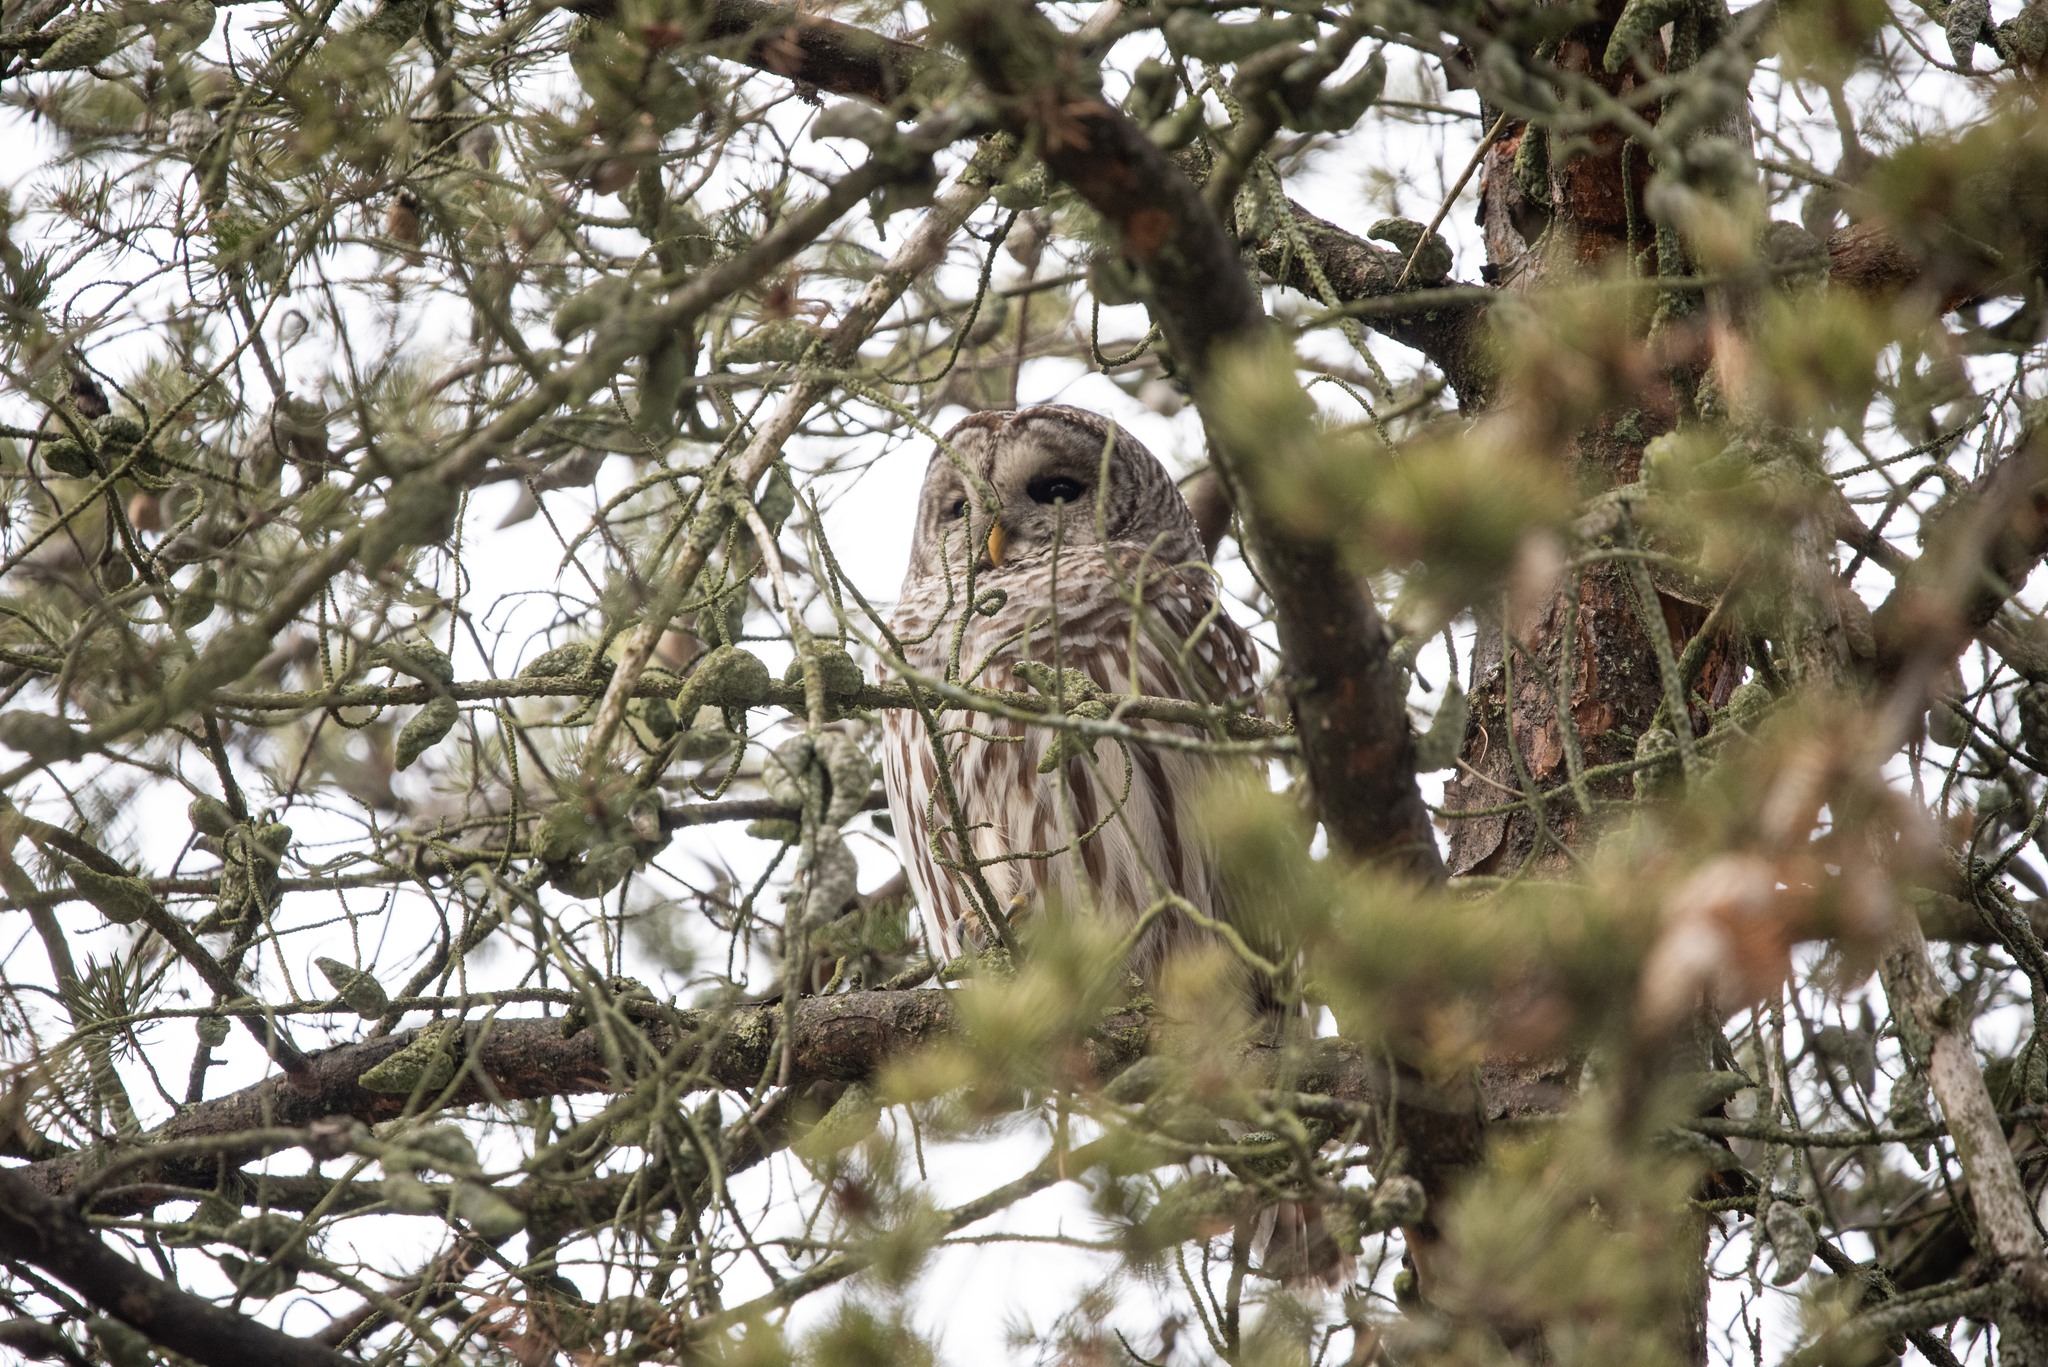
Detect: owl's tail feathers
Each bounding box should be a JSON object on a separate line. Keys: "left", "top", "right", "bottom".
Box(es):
{"left": 1252, "top": 1199, "right": 1354, "bottom": 1289}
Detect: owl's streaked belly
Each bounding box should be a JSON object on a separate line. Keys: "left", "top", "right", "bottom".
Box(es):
{"left": 879, "top": 557, "right": 1259, "bottom": 978}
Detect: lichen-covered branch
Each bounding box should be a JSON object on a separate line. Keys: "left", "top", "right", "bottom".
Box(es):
{"left": 567, "top": 0, "right": 938, "bottom": 106}
{"left": 19, "top": 989, "right": 1390, "bottom": 1209}
{"left": 0, "top": 1165, "right": 353, "bottom": 1367}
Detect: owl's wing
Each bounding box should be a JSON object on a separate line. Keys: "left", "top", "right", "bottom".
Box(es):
{"left": 1118, "top": 568, "right": 1303, "bottom": 1001}
{"left": 1127, "top": 566, "right": 1262, "bottom": 713}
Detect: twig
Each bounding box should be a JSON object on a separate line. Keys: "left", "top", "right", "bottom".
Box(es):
{"left": 1394, "top": 111, "right": 1510, "bottom": 290}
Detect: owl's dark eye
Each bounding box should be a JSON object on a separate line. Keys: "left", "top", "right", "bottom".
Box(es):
{"left": 1027, "top": 476, "right": 1086, "bottom": 506}
{"left": 943, "top": 496, "right": 968, "bottom": 520}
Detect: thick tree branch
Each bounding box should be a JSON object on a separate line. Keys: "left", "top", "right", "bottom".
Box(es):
{"left": 23, "top": 991, "right": 969, "bottom": 1204}
{"left": 1827, "top": 220, "right": 1959, "bottom": 303}
{"left": 933, "top": 0, "right": 1444, "bottom": 880}
{"left": 1835, "top": 473, "right": 2048, "bottom": 696}
{"left": 1240, "top": 203, "right": 1496, "bottom": 408}
{"left": 0, "top": 1165, "right": 353, "bottom": 1367}
{"left": 1872, "top": 438, "right": 2048, "bottom": 685}
{"left": 17, "top": 990, "right": 1420, "bottom": 1212}
{"left": 569, "top": 0, "right": 936, "bottom": 106}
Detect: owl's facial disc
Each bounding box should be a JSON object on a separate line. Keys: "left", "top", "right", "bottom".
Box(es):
{"left": 903, "top": 406, "right": 1205, "bottom": 598}
{"left": 978, "top": 458, "right": 1103, "bottom": 570}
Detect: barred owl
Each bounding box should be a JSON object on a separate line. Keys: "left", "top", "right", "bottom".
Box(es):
{"left": 879, "top": 406, "right": 1343, "bottom": 1284}
{"left": 879, "top": 405, "right": 1263, "bottom": 989}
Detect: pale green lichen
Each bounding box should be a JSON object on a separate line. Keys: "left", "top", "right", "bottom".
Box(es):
{"left": 358, "top": 1021, "right": 461, "bottom": 1094}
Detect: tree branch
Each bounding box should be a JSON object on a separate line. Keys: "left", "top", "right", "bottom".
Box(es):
{"left": 18, "top": 991, "right": 1106, "bottom": 1206}
{"left": 569, "top": 0, "right": 936, "bottom": 107}
{"left": 1881, "top": 912, "right": 2048, "bottom": 1331}
{"left": 1871, "top": 437, "right": 2048, "bottom": 685}
{"left": 1239, "top": 199, "right": 1496, "bottom": 408}
{"left": 933, "top": 0, "right": 1444, "bottom": 880}
{"left": 0, "top": 1165, "right": 353, "bottom": 1367}
{"left": 17, "top": 990, "right": 1420, "bottom": 1214}
{"left": 572, "top": 0, "right": 1495, "bottom": 399}
{"left": 580, "top": 0, "right": 2000, "bottom": 414}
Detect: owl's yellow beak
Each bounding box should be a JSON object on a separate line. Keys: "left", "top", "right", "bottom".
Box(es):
{"left": 985, "top": 521, "right": 1008, "bottom": 567}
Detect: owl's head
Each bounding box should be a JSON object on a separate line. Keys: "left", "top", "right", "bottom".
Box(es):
{"left": 902, "top": 406, "right": 1204, "bottom": 589}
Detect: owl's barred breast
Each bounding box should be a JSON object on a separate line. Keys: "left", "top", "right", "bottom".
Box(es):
{"left": 880, "top": 545, "right": 1261, "bottom": 978}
